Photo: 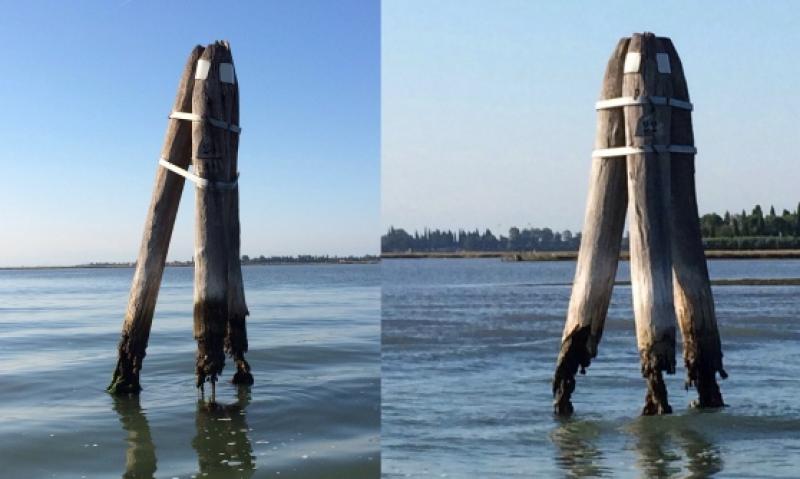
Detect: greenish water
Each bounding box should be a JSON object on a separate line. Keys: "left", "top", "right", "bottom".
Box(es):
{"left": 0, "top": 264, "right": 380, "bottom": 478}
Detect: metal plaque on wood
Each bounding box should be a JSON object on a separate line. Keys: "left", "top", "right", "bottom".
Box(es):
{"left": 656, "top": 53, "right": 671, "bottom": 74}
{"left": 220, "top": 63, "right": 235, "bottom": 84}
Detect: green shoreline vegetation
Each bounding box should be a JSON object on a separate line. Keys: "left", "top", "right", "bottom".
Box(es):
{"left": 382, "top": 202, "right": 800, "bottom": 258}
{"left": 380, "top": 249, "right": 800, "bottom": 260}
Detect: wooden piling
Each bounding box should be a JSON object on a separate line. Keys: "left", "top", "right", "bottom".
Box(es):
{"left": 554, "top": 32, "right": 727, "bottom": 415}
{"left": 553, "top": 38, "right": 631, "bottom": 415}
{"left": 661, "top": 38, "right": 726, "bottom": 408}
{"left": 623, "top": 33, "right": 677, "bottom": 415}
{"left": 108, "top": 46, "right": 204, "bottom": 394}
{"left": 221, "top": 57, "right": 253, "bottom": 385}
{"left": 192, "top": 42, "right": 239, "bottom": 389}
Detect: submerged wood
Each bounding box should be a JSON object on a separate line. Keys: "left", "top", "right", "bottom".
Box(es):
{"left": 623, "top": 33, "right": 676, "bottom": 415}
{"left": 553, "top": 38, "right": 630, "bottom": 415}
{"left": 192, "top": 42, "right": 240, "bottom": 388}
{"left": 108, "top": 46, "right": 204, "bottom": 394}
{"left": 661, "top": 38, "right": 726, "bottom": 407}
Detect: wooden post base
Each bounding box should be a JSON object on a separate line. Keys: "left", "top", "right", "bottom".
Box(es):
{"left": 108, "top": 349, "right": 144, "bottom": 394}
{"left": 232, "top": 357, "right": 254, "bottom": 385}
{"left": 642, "top": 369, "right": 672, "bottom": 416}
{"left": 688, "top": 360, "right": 727, "bottom": 408}
{"left": 194, "top": 302, "right": 227, "bottom": 388}
{"left": 553, "top": 326, "right": 592, "bottom": 416}
{"left": 226, "top": 312, "right": 253, "bottom": 385}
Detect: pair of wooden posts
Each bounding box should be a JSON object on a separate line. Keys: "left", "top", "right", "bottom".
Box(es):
{"left": 553, "top": 33, "right": 727, "bottom": 415}
{"left": 108, "top": 41, "right": 252, "bottom": 396}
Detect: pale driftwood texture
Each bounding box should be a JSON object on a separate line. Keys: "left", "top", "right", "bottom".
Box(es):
{"left": 108, "top": 46, "right": 204, "bottom": 394}
{"left": 662, "top": 38, "right": 727, "bottom": 407}
{"left": 553, "top": 37, "right": 630, "bottom": 415}
{"left": 221, "top": 54, "right": 253, "bottom": 385}
{"left": 192, "top": 42, "right": 239, "bottom": 389}
{"left": 623, "top": 33, "right": 677, "bottom": 415}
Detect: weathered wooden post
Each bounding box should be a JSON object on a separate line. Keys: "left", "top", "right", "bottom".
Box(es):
{"left": 109, "top": 41, "right": 252, "bottom": 396}
{"left": 662, "top": 38, "right": 726, "bottom": 408}
{"left": 553, "top": 33, "right": 726, "bottom": 415}
{"left": 190, "top": 41, "right": 251, "bottom": 394}
{"left": 553, "top": 38, "right": 630, "bottom": 416}
{"left": 108, "top": 47, "right": 203, "bottom": 394}
{"left": 222, "top": 68, "right": 253, "bottom": 385}
{"left": 623, "top": 33, "right": 677, "bottom": 415}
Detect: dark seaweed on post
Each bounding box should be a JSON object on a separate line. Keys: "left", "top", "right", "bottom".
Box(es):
{"left": 553, "top": 33, "right": 726, "bottom": 416}
{"left": 108, "top": 42, "right": 252, "bottom": 397}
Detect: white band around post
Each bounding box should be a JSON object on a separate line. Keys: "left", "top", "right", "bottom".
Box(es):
{"left": 595, "top": 96, "right": 693, "bottom": 111}
{"left": 158, "top": 158, "right": 238, "bottom": 190}
{"left": 169, "top": 111, "right": 241, "bottom": 133}
{"left": 592, "top": 145, "right": 697, "bottom": 158}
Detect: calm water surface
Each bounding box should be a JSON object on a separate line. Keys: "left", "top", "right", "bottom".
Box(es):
{"left": 0, "top": 264, "right": 380, "bottom": 478}
{"left": 382, "top": 258, "right": 800, "bottom": 478}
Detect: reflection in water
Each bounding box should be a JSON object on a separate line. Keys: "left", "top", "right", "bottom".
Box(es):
{"left": 551, "top": 416, "right": 723, "bottom": 478}
{"left": 628, "top": 416, "right": 723, "bottom": 479}
{"left": 550, "top": 418, "right": 610, "bottom": 477}
{"left": 628, "top": 418, "right": 681, "bottom": 478}
{"left": 677, "top": 426, "right": 723, "bottom": 478}
{"left": 112, "top": 395, "right": 157, "bottom": 479}
{"left": 192, "top": 387, "right": 256, "bottom": 478}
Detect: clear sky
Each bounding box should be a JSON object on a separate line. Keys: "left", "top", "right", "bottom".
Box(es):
{"left": 382, "top": 0, "right": 800, "bottom": 236}
{"left": 0, "top": 0, "right": 379, "bottom": 266}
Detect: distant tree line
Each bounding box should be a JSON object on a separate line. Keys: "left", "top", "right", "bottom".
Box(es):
{"left": 383, "top": 202, "right": 800, "bottom": 253}
{"left": 699, "top": 203, "right": 800, "bottom": 250}
{"left": 381, "top": 226, "right": 583, "bottom": 253}
{"left": 700, "top": 204, "right": 800, "bottom": 237}
{"left": 240, "top": 254, "right": 378, "bottom": 264}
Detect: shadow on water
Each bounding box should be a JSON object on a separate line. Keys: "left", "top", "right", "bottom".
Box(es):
{"left": 192, "top": 387, "right": 256, "bottom": 478}
{"left": 112, "top": 395, "right": 157, "bottom": 479}
{"left": 551, "top": 414, "right": 723, "bottom": 478}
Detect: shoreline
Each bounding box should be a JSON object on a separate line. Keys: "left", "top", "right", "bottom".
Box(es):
{"left": 381, "top": 249, "right": 800, "bottom": 261}
{"left": 0, "top": 259, "right": 379, "bottom": 271}
{"left": 5, "top": 249, "right": 799, "bottom": 270}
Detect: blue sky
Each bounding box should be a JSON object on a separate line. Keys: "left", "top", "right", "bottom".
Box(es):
{"left": 0, "top": 0, "right": 379, "bottom": 266}
{"left": 382, "top": 0, "right": 800, "bottom": 235}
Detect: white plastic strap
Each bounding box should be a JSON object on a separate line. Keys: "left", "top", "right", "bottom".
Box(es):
{"left": 169, "top": 111, "right": 241, "bottom": 133}
{"left": 592, "top": 145, "right": 697, "bottom": 158}
{"left": 595, "top": 96, "right": 693, "bottom": 111}
{"left": 158, "top": 158, "right": 238, "bottom": 190}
